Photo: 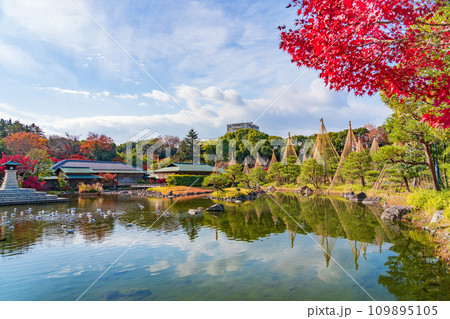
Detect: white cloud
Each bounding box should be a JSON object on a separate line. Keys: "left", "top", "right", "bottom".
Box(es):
{"left": 114, "top": 93, "right": 138, "bottom": 100}
{"left": 46, "top": 87, "right": 110, "bottom": 99}
{"left": 138, "top": 102, "right": 150, "bottom": 107}
{"left": 142, "top": 90, "right": 172, "bottom": 103}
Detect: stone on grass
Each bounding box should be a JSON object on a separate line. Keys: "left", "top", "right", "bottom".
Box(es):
{"left": 348, "top": 192, "right": 367, "bottom": 202}
{"left": 431, "top": 210, "right": 444, "bottom": 224}
{"left": 381, "top": 205, "right": 413, "bottom": 221}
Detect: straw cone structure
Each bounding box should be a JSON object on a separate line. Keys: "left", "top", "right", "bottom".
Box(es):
{"left": 268, "top": 150, "right": 277, "bottom": 168}
{"left": 328, "top": 121, "right": 358, "bottom": 191}
{"left": 254, "top": 153, "right": 264, "bottom": 169}
{"left": 356, "top": 138, "right": 365, "bottom": 152}
{"left": 243, "top": 158, "right": 250, "bottom": 174}
{"left": 282, "top": 132, "right": 298, "bottom": 163}
{"left": 212, "top": 160, "right": 220, "bottom": 174}
{"left": 369, "top": 137, "right": 379, "bottom": 155}
{"left": 228, "top": 152, "right": 237, "bottom": 166}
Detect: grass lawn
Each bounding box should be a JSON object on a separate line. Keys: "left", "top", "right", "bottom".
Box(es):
{"left": 147, "top": 185, "right": 213, "bottom": 195}
{"left": 212, "top": 187, "right": 254, "bottom": 198}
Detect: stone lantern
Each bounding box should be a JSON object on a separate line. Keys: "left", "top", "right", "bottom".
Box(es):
{"left": 0, "top": 160, "right": 21, "bottom": 190}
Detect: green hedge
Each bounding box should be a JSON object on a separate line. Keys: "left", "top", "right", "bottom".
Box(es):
{"left": 166, "top": 174, "right": 206, "bottom": 187}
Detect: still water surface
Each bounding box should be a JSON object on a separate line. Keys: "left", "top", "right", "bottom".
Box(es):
{"left": 1, "top": 193, "right": 449, "bottom": 301}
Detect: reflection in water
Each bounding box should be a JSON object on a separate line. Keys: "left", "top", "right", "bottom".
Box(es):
{"left": 0, "top": 193, "right": 449, "bottom": 301}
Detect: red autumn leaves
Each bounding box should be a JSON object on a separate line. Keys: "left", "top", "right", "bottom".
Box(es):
{"left": 280, "top": 0, "right": 449, "bottom": 128}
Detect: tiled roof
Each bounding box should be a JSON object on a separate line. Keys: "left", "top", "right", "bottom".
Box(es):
{"left": 58, "top": 167, "right": 95, "bottom": 174}
{"left": 52, "top": 160, "right": 146, "bottom": 174}
{"left": 65, "top": 175, "right": 103, "bottom": 179}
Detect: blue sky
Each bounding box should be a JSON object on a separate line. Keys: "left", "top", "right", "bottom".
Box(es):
{"left": 0, "top": 0, "right": 391, "bottom": 143}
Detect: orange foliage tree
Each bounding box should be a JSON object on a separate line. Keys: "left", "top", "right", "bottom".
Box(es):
{"left": 80, "top": 132, "right": 116, "bottom": 161}
{"left": 3, "top": 132, "right": 47, "bottom": 155}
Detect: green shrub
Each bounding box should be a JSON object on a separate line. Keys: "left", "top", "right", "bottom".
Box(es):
{"left": 407, "top": 189, "right": 450, "bottom": 216}
{"left": 166, "top": 174, "right": 205, "bottom": 187}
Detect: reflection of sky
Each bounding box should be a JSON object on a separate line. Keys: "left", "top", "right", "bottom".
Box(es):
{"left": 0, "top": 197, "right": 410, "bottom": 301}
{"left": 0, "top": 220, "right": 397, "bottom": 301}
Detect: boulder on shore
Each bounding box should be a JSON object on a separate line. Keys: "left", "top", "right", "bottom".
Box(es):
{"left": 362, "top": 197, "right": 382, "bottom": 205}
{"left": 304, "top": 187, "right": 313, "bottom": 196}
{"left": 206, "top": 203, "right": 225, "bottom": 212}
{"left": 348, "top": 192, "right": 367, "bottom": 202}
{"left": 267, "top": 185, "right": 276, "bottom": 192}
{"left": 343, "top": 191, "right": 355, "bottom": 199}
{"left": 430, "top": 210, "right": 444, "bottom": 224}
{"left": 381, "top": 205, "right": 413, "bottom": 221}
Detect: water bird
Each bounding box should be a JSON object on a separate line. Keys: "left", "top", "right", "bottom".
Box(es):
{"left": 66, "top": 229, "right": 75, "bottom": 234}
{"left": 138, "top": 204, "right": 144, "bottom": 210}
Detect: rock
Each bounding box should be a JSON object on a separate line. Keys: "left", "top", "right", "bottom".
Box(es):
{"left": 234, "top": 200, "right": 243, "bottom": 204}
{"left": 206, "top": 203, "right": 225, "bottom": 212}
{"left": 348, "top": 192, "right": 367, "bottom": 202}
{"left": 381, "top": 205, "right": 414, "bottom": 221}
{"left": 298, "top": 186, "right": 308, "bottom": 192}
{"left": 431, "top": 210, "right": 444, "bottom": 224}
{"left": 362, "top": 197, "right": 382, "bottom": 205}
{"left": 267, "top": 185, "right": 276, "bottom": 192}
{"left": 188, "top": 208, "right": 203, "bottom": 215}
{"left": 304, "top": 187, "right": 313, "bottom": 196}
{"left": 343, "top": 191, "right": 354, "bottom": 199}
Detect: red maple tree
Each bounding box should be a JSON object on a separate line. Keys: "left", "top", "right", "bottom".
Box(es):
{"left": 280, "top": 0, "right": 449, "bottom": 128}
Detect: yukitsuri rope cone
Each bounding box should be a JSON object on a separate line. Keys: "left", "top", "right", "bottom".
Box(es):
{"left": 281, "top": 132, "right": 298, "bottom": 164}
{"left": 369, "top": 137, "right": 379, "bottom": 156}
{"left": 310, "top": 118, "right": 340, "bottom": 186}
{"left": 328, "top": 120, "right": 358, "bottom": 192}
{"left": 268, "top": 149, "right": 277, "bottom": 168}
{"left": 212, "top": 160, "right": 220, "bottom": 174}
{"left": 228, "top": 152, "right": 237, "bottom": 166}
{"left": 243, "top": 158, "right": 250, "bottom": 175}
{"left": 254, "top": 153, "right": 264, "bottom": 169}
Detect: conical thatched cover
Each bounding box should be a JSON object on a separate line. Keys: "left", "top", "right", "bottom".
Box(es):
{"left": 212, "top": 160, "right": 220, "bottom": 174}
{"left": 311, "top": 118, "right": 339, "bottom": 166}
{"left": 254, "top": 153, "right": 264, "bottom": 169}
{"left": 269, "top": 150, "right": 277, "bottom": 168}
{"left": 243, "top": 158, "right": 250, "bottom": 174}
{"left": 369, "top": 137, "right": 379, "bottom": 155}
{"left": 228, "top": 152, "right": 237, "bottom": 166}
{"left": 356, "top": 138, "right": 365, "bottom": 152}
{"left": 302, "top": 153, "right": 308, "bottom": 163}
{"left": 282, "top": 132, "right": 298, "bottom": 162}
{"left": 328, "top": 121, "right": 358, "bottom": 190}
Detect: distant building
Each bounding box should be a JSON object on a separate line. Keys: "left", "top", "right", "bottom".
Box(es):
{"left": 227, "top": 122, "right": 259, "bottom": 133}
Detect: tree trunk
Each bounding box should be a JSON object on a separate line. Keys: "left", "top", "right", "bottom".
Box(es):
{"left": 403, "top": 176, "right": 411, "bottom": 193}
{"left": 360, "top": 176, "right": 365, "bottom": 187}
{"left": 421, "top": 140, "right": 441, "bottom": 191}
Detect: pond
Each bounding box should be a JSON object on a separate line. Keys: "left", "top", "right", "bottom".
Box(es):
{"left": 0, "top": 193, "right": 449, "bottom": 301}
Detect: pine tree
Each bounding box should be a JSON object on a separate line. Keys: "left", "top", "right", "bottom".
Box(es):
{"left": 177, "top": 129, "right": 199, "bottom": 163}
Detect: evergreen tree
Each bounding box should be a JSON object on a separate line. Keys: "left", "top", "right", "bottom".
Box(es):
{"left": 225, "top": 164, "right": 243, "bottom": 187}
{"left": 177, "top": 129, "right": 199, "bottom": 163}
{"left": 299, "top": 159, "right": 324, "bottom": 188}
{"left": 341, "top": 150, "right": 372, "bottom": 187}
